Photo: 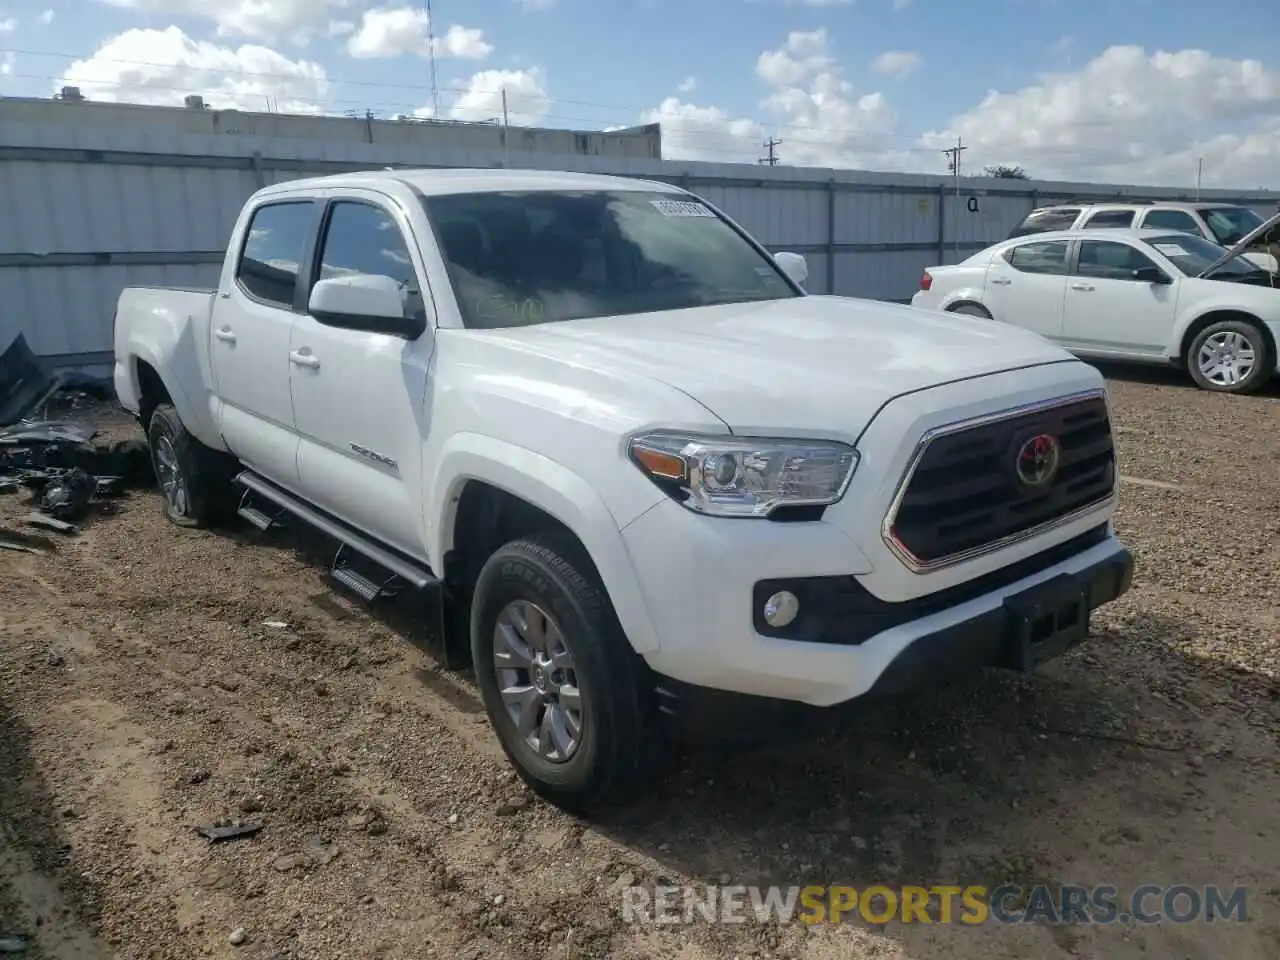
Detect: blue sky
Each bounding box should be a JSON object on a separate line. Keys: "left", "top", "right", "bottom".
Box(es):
{"left": 1, "top": 0, "right": 1279, "bottom": 187}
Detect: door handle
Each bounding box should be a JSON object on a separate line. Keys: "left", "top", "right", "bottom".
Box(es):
{"left": 989, "top": 277, "right": 1012, "bottom": 286}
{"left": 1070, "top": 283, "right": 1095, "bottom": 292}
{"left": 214, "top": 327, "right": 236, "bottom": 343}
{"left": 289, "top": 350, "right": 321, "bottom": 370}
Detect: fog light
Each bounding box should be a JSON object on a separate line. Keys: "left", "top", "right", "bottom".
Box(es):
{"left": 763, "top": 590, "right": 800, "bottom": 628}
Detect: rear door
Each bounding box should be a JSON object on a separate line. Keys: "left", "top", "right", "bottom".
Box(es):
{"left": 210, "top": 198, "right": 319, "bottom": 489}
{"left": 982, "top": 238, "right": 1073, "bottom": 339}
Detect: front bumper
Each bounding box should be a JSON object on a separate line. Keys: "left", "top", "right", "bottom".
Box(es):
{"left": 621, "top": 497, "right": 1131, "bottom": 709}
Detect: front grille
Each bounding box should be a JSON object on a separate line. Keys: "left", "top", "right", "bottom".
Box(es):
{"left": 886, "top": 393, "right": 1115, "bottom": 568}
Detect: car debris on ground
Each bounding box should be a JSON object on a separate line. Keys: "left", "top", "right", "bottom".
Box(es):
{"left": 0, "top": 333, "right": 152, "bottom": 542}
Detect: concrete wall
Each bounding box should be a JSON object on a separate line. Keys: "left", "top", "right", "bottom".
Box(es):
{"left": 1, "top": 99, "right": 1277, "bottom": 369}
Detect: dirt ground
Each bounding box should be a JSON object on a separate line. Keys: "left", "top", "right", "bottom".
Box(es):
{"left": 2, "top": 365, "right": 1279, "bottom": 960}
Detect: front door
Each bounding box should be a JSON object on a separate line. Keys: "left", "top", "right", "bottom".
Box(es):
{"left": 209, "top": 198, "right": 317, "bottom": 489}
{"left": 289, "top": 194, "right": 436, "bottom": 561}
{"left": 1060, "top": 239, "right": 1177, "bottom": 357}
{"left": 982, "top": 238, "right": 1071, "bottom": 340}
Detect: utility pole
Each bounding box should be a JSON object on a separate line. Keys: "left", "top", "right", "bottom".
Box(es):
{"left": 759, "top": 137, "right": 783, "bottom": 166}
{"left": 501, "top": 88, "right": 509, "bottom": 168}
{"left": 1195, "top": 157, "right": 1203, "bottom": 200}
{"left": 424, "top": 0, "right": 440, "bottom": 118}
{"left": 942, "top": 137, "right": 967, "bottom": 258}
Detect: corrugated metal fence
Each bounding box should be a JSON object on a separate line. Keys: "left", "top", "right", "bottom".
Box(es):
{"left": 3, "top": 114, "right": 1278, "bottom": 368}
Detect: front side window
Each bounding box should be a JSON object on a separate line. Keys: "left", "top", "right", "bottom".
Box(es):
{"left": 1076, "top": 240, "right": 1161, "bottom": 281}
{"left": 1004, "top": 239, "right": 1070, "bottom": 275}
{"left": 424, "top": 190, "right": 798, "bottom": 328}
{"left": 1198, "top": 206, "right": 1265, "bottom": 246}
{"left": 1082, "top": 209, "right": 1135, "bottom": 228}
{"left": 236, "top": 201, "right": 314, "bottom": 308}
{"left": 1141, "top": 209, "right": 1200, "bottom": 234}
{"left": 316, "top": 201, "right": 426, "bottom": 321}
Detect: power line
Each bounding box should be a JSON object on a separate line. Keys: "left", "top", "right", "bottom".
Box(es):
{"left": 758, "top": 136, "right": 782, "bottom": 166}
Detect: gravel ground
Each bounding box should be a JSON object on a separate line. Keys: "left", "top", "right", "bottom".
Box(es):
{"left": 2, "top": 365, "right": 1279, "bottom": 960}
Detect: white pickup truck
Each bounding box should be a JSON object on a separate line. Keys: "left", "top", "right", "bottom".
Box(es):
{"left": 113, "top": 168, "right": 1133, "bottom": 811}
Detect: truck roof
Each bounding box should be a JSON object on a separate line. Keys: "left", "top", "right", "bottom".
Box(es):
{"left": 256, "top": 167, "right": 682, "bottom": 199}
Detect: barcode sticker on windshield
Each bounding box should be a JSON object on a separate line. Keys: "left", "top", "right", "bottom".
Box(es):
{"left": 651, "top": 199, "right": 716, "bottom": 218}
{"left": 1153, "top": 242, "right": 1188, "bottom": 257}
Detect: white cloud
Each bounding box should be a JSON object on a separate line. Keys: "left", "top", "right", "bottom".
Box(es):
{"left": 676, "top": 76, "right": 697, "bottom": 94}
{"left": 643, "top": 36, "right": 1280, "bottom": 189}
{"left": 892, "top": 0, "right": 912, "bottom": 10}
{"left": 922, "top": 45, "right": 1280, "bottom": 187}
{"left": 1, "top": 52, "right": 13, "bottom": 75}
{"left": 94, "top": 0, "right": 343, "bottom": 42}
{"left": 0, "top": 15, "right": 16, "bottom": 33}
{"left": 431, "top": 66, "right": 551, "bottom": 126}
{"left": 870, "top": 50, "right": 920, "bottom": 79}
{"left": 327, "top": 20, "right": 355, "bottom": 38}
{"left": 59, "top": 26, "right": 328, "bottom": 114}
{"left": 653, "top": 29, "right": 909, "bottom": 168}
{"left": 38, "top": 8, "right": 55, "bottom": 24}
{"left": 346, "top": 6, "right": 492, "bottom": 60}
{"left": 756, "top": 29, "right": 832, "bottom": 86}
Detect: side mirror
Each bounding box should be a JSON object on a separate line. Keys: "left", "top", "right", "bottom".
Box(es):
{"left": 308, "top": 274, "right": 418, "bottom": 335}
{"left": 774, "top": 251, "right": 809, "bottom": 287}
{"left": 1132, "top": 266, "right": 1171, "bottom": 285}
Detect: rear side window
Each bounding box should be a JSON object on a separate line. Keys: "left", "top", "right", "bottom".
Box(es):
{"left": 1003, "top": 239, "right": 1070, "bottom": 275}
{"left": 1011, "top": 208, "right": 1080, "bottom": 236}
{"left": 1141, "top": 209, "right": 1201, "bottom": 234}
{"left": 1081, "top": 209, "right": 1135, "bottom": 228}
{"left": 236, "top": 201, "right": 315, "bottom": 308}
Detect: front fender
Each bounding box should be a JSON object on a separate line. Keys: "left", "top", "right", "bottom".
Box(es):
{"left": 427, "top": 433, "right": 663, "bottom": 655}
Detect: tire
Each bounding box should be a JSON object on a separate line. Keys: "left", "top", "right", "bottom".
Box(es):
{"left": 949, "top": 303, "right": 992, "bottom": 319}
{"left": 470, "top": 531, "right": 663, "bottom": 813}
{"left": 146, "top": 403, "right": 235, "bottom": 528}
{"left": 1185, "top": 319, "right": 1273, "bottom": 394}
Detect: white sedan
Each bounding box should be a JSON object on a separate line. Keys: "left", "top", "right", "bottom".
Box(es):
{"left": 911, "top": 215, "right": 1280, "bottom": 394}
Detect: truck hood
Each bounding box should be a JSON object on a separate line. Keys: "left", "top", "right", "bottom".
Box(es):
{"left": 483, "top": 296, "right": 1075, "bottom": 438}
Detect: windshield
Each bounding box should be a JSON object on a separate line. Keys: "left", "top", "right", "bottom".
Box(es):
{"left": 422, "top": 190, "right": 799, "bottom": 328}
{"left": 1143, "top": 234, "right": 1260, "bottom": 278}
{"left": 1198, "top": 206, "right": 1264, "bottom": 246}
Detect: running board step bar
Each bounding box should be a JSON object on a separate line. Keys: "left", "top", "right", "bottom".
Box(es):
{"left": 233, "top": 471, "right": 438, "bottom": 595}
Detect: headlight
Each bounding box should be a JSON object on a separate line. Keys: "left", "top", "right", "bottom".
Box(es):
{"left": 628, "top": 432, "right": 858, "bottom": 518}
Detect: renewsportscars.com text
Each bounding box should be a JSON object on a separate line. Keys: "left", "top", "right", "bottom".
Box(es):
{"left": 621, "top": 884, "right": 1248, "bottom": 926}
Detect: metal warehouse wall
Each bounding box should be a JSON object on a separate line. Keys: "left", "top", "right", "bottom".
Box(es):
{"left": 2, "top": 105, "right": 1278, "bottom": 369}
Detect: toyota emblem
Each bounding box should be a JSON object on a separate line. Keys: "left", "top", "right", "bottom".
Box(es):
{"left": 1015, "top": 433, "right": 1061, "bottom": 487}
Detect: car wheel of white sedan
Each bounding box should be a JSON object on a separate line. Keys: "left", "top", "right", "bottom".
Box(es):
{"left": 949, "top": 304, "right": 992, "bottom": 319}
{"left": 1186, "top": 320, "right": 1273, "bottom": 394}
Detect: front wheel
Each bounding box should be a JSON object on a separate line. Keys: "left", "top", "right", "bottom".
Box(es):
{"left": 470, "top": 532, "right": 664, "bottom": 813}
{"left": 1186, "top": 320, "right": 1273, "bottom": 394}
{"left": 949, "top": 303, "right": 992, "bottom": 319}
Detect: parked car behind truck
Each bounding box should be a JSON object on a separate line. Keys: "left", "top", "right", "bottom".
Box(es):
{"left": 113, "top": 168, "right": 1133, "bottom": 812}
{"left": 913, "top": 212, "right": 1280, "bottom": 394}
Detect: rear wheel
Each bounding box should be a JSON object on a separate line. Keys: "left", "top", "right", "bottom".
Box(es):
{"left": 146, "top": 403, "right": 235, "bottom": 528}
{"left": 949, "top": 303, "right": 992, "bottom": 319}
{"left": 1185, "top": 320, "right": 1272, "bottom": 394}
{"left": 470, "top": 531, "right": 663, "bottom": 813}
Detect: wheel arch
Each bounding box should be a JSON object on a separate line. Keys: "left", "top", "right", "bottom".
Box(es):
{"left": 1173, "top": 309, "right": 1275, "bottom": 369}
{"left": 428, "top": 436, "right": 662, "bottom": 655}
